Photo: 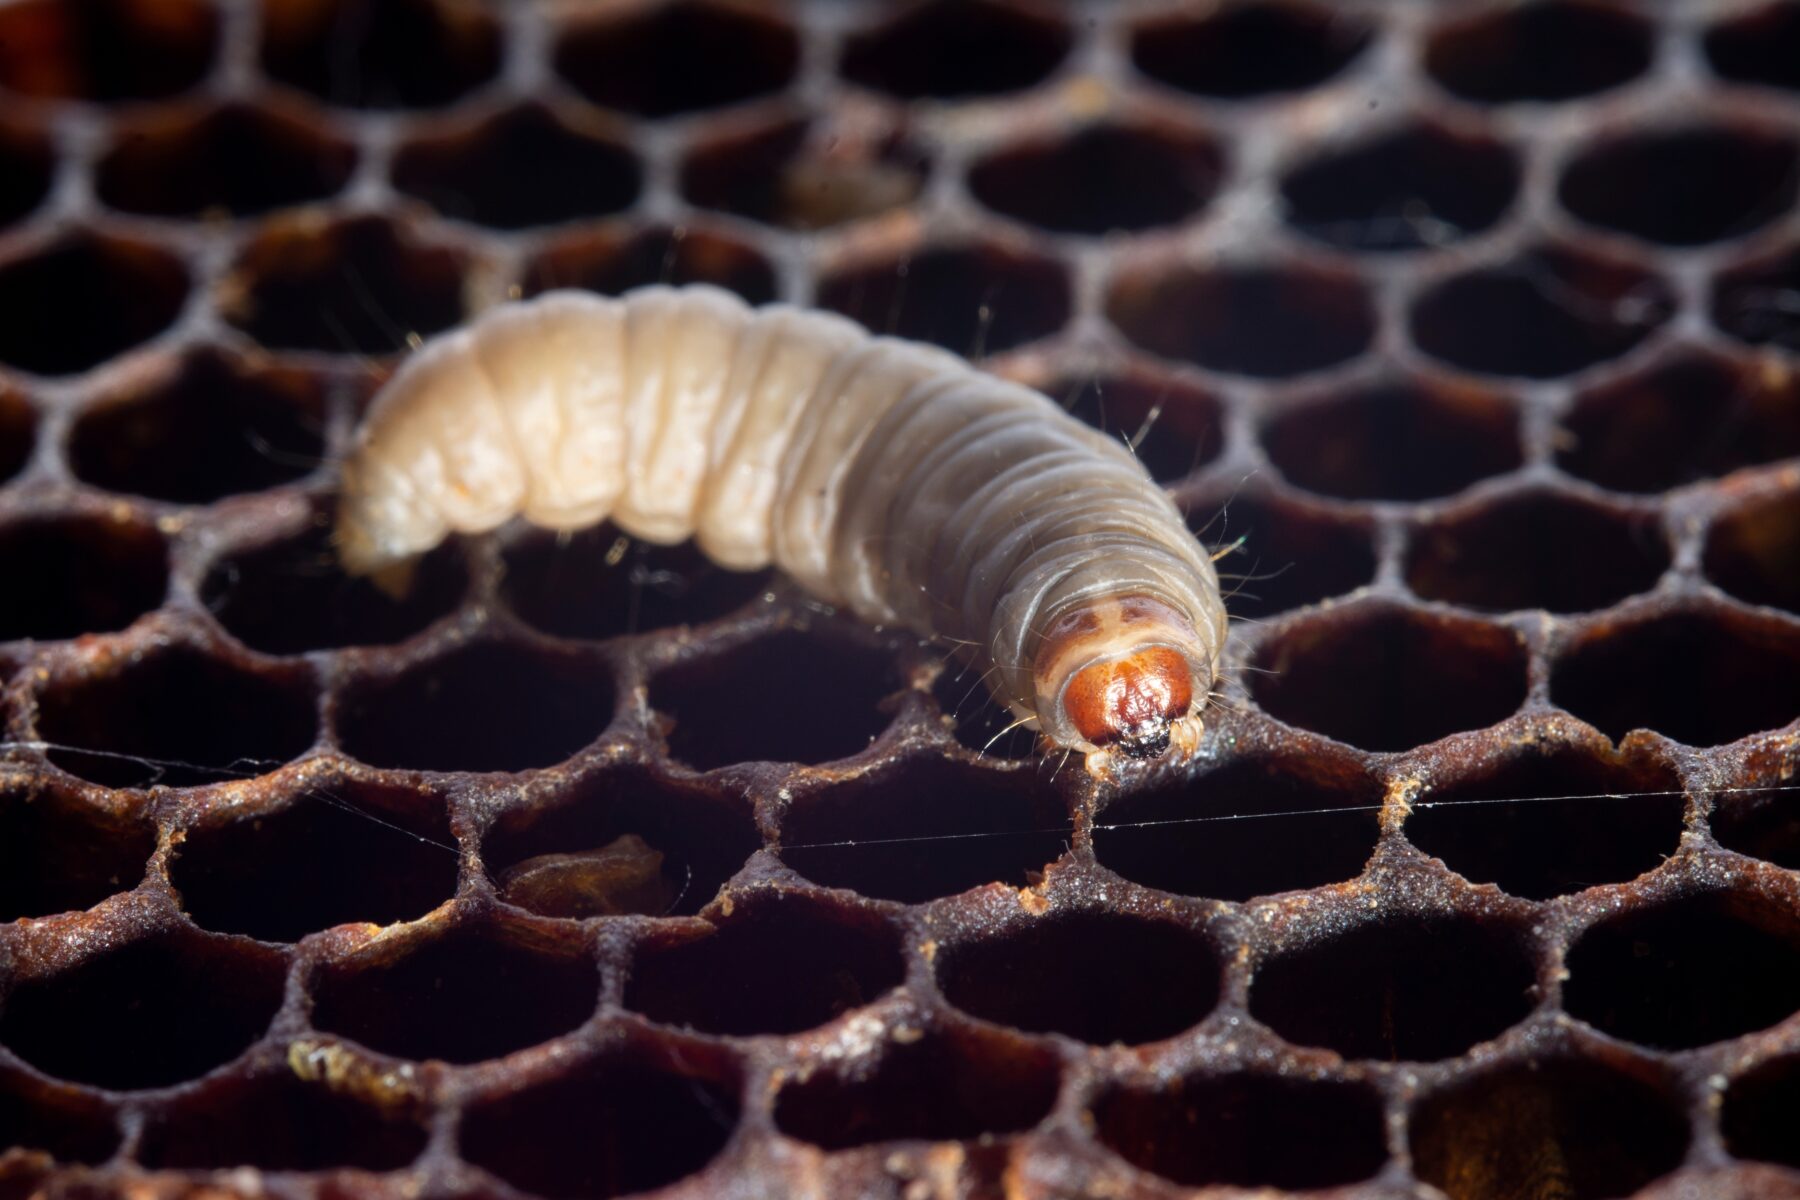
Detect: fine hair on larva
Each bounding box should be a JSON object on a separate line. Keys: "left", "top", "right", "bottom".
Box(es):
{"left": 336, "top": 284, "right": 1230, "bottom": 775}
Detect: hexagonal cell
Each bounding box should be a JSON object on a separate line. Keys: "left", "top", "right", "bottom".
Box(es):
{"left": 554, "top": 0, "right": 797, "bottom": 118}
{"left": 1044, "top": 366, "right": 1224, "bottom": 484}
{"left": 1424, "top": 1, "right": 1655, "bottom": 104}
{"left": 816, "top": 241, "right": 1071, "bottom": 356}
{"left": 935, "top": 910, "right": 1218, "bottom": 1045}
{"left": 171, "top": 781, "right": 456, "bottom": 943}
{"left": 1281, "top": 122, "right": 1521, "bottom": 252}
{"left": 0, "top": 388, "right": 32, "bottom": 483}
{"left": 96, "top": 101, "right": 356, "bottom": 219}
{"left": 0, "top": 231, "right": 187, "bottom": 377}
{"left": 1191, "top": 492, "right": 1376, "bottom": 619}
{"left": 0, "top": 929, "right": 285, "bottom": 1089}
{"left": 1130, "top": 2, "right": 1372, "bottom": 100}
{"left": 774, "top": 1026, "right": 1058, "bottom": 1149}
{"left": 34, "top": 646, "right": 317, "bottom": 789}
{"left": 0, "top": 0, "right": 217, "bottom": 101}
{"left": 522, "top": 223, "right": 778, "bottom": 306}
{"left": 1564, "top": 889, "right": 1800, "bottom": 1049}
{"left": 931, "top": 663, "right": 1038, "bottom": 761}
{"left": 840, "top": 0, "right": 1070, "bottom": 100}
{"left": 459, "top": 1041, "right": 740, "bottom": 1199}
{"left": 1558, "top": 125, "right": 1798, "bottom": 247}
{"left": 1713, "top": 774, "right": 1800, "bottom": 870}
{"left": 1092, "top": 1072, "right": 1386, "bottom": 1190}
{"left": 1412, "top": 244, "right": 1675, "bottom": 379}
{"left": 1093, "top": 750, "right": 1381, "bottom": 902}
{"left": 1249, "top": 603, "right": 1529, "bottom": 751}
{"left": 650, "top": 628, "right": 897, "bottom": 770}
{"left": 0, "top": 785, "right": 153, "bottom": 922}
{"left": 337, "top": 640, "right": 613, "bottom": 774}
{"left": 681, "top": 111, "right": 928, "bottom": 231}
{"left": 1551, "top": 607, "right": 1800, "bottom": 747}
{"left": 1706, "top": 2, "right": 1800, "bottom": 91}
{"left": 779, "top": 759, "right": 1069, "bottom": 904}
{"left": 0, "top": 1068, "right": 116, "bottom": 1165}
{"left": 0, "top": 117, "right": 52, "bottom": 229}
{"left": 221, "top": 214, "right": 465, "bottom": 356}
{"left": 1410, "top": 1057, "right": 1688, "bottom": 1200}
{"left": 483, "top": 767, "right": 759, "bottom": 919}
{"left": 259, "top": 0, "right": 500, "bottom": 110}
{"left": 1105, "top": 261, "right": 1375, "bottom": 379}
{"left": 625, "top": 893, "right": 904, "bottom": 1035}
{"left": 1706, "top": 490, "right": 1800, "bottom": 615}
{"left": 309, "top": 922, "right": 597, "bottom": 1063}
{"left": 69, "top": 348, "right": 325, "bottom": 504}
{"left": 1713, "top": 242, "right": 1800, "bottom": 351}
{"left": 969, "top": 118, "right": 1225, "bottom": 237}
{"left": 0, "top": 510, "right": 167, "bottom": 641}
{"left": 393, "top": 103, "right": 640, "bottom": 230}
{"left": 1722, "top": 1056, "right": 1800, "bottom": 1169}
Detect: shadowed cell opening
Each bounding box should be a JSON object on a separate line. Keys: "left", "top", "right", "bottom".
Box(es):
{"left": 1131, "top": 2, "right": 1371, "bottom": 99}
{"left": 1193, "top": 492, "right": 1376, "bottom": 619}
{"left": 0, "top": 785, "right": 153, "bottom": 922}
{"left": 0, "top": 1067, "right": 117, "bottom": 1165}
{"left": 0, "top": 232, "right": 188, "bottom": 377}
{"left": 969, "top": 120, "right": 1225, "bottom": 236}
{"left": 523, "top": 224, "right": 778, "bottom": 306}
{"left": 1722, "top": 1055, "right": 1800, "bottom": 1170}
{"left": 1047, "top": 368, "right": 1225, "bottom": 484}
{"left": 0, "top": 511, "right": 167, "bottom": 641}
{"left": 1712, "top": 243, "right": 1800, "bottom": 354}
{"left": 259, "top": 0, "right": 499, "bottom": 110}
{"left": 0, "top": 389, "right": 31, "bottom": 483}
{"left": 1705, "top": 1, "right": 1800, "bottom": 91}
{"left": 1559, "top": 125, "right": 1798, "bottom": 247}
{"left": 817, "top": 242, "right": 1071, "bottom": 356}
{"left": 1705, "top": 489, "right": 1800, "bottom": 615}
{"left": 1425, "top": 1, "right": 1654, "bottom": 103}
{"left": 555, "top": 0, "right": 797, "bottom": 118}
{"left": 841, "top": 0, "right": 1070, "bottom": 100}
{"left": 681, "top": 112, "right": 928, "bottom": 231}
{"left": 1713, "top": 780, "right": 1800, "bottom": 870}
{"left": 0, "top": 118, "right": 52, "bottom": 228}
{"left": 0, "top": 0, "right": 217, "bottom": 101}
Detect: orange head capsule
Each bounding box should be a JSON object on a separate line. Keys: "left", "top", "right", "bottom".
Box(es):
{"left": 1061, "top": 645, "right": 1195, "bottom": 761}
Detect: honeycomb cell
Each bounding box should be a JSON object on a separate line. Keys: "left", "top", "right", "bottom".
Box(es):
{"left": 1712, "top": 242, "right": 1800, "bottom": 351}
{"left": 1722, "top": 1056, "right": 1800, "bottom": 1169}
{"left": 0, "top": 1068, "right": 116, "bottom": 1165}
{"left": 1130, "top": 2, "right": 1372, "bottom": 100}
{"left": 0, "top": 388, "right": 31, "bottom": 483}
{"left": 221, "top": 214, "right": 465, "bottom": 356}
{"left": 0, "top": 117, "right": 53, "bottom": 229}
{"left": 136, "top": 1069, "right": 427, "bottom": 1171}
{"left": 816, "top": 241, "right": 1071, "bottom": 356}
{"left": 0, "top": 929, "right": 285, "bottom": 1089}
{"left": 522, "top": 223, "right": 778, "bottom": 306}
{"left": 839, "top": 0, "right": 1070, "bottom": 100}
{"left": 0, "top": 0, "right": 217, "bottom": 101}
{"left": 780, "top": 759, "right": 1069, "bottom": 904}
{"left": 1190, "top": 492, "right": 1376, "bottom": 619}
{"left": 625, "top": 894, "right": 904, "bottom": 1035}
{"left": 1106, "top": 261, "right": 1375, "bottom": 379}
{"left": 95, "top": 100, "right": 356, "bottom": 219}
{"left": 1093, "top": 751, "right": 1381, "bottom": 902}
{"left": 337, "top": 640, "right": 613, "bottom": 774}
{"left": 931, "top": 665, "right": 1037, "bottom": 760}
{"left": 651, "top": 628, "right": 896, "bottom": 770}
{"left": 0, "top": 786, "right": 152, "bottom": 923}
{"left": 1046, "top": 366, "right": 1224, "bottom": 484}
{"left": 1564, "top": 889, "right": 1800, "bottom": 1049}
{"left": 1706, "top": 489, "right": 1800, "bottom": 615}
{"left": 554, "top": 0, "right": 798, "bottom": 118}
{"left": 774, "top": 1026, "right": 1058, "bottom": 1149}
{"left": 170, "top": 781, "right": 457, "bottom": 943}
{"left": 1551, "top": 607, "right": 1800, "bottom": 747}
{"left": 1713, "top": 780, "right": 1800, "bottom": 870}
{"left": 259, "top": 0, "right": 500, "bottom": 110}
{"left": 34, "top": 646, "right": 317, "bottom": 789}
{"left": 393, "top": 103, "right": 641, "bottom": 230}
{"left": 309, "top": 922, "right": 598, "bottom": 1063}
{"left": 68, "top": 348, "right": 325, "bottom": 504}
{"left": 0, "top": 231, "right": 187, "bottom": 377}
{"left": 1281, "top": 122, "right": 1520, "bottom": 252}
{"left": 0, "top": 510, "right": 167, "bottom": 641}
{"left": 1410, "top": 1057, "right": 1688, "bottom": 1200}
{"left": 1558, "top": 125, "right": 1798, "bottom": 247}
{"left": 968, "top": 118, "right": 1225, "bottom": 236}
{"left": 1706, "top": 2, "right": 1800, "bottom": 92}
{"left": 1424, "top": 1, "right": 1654, "bottom": 104}
{"left": 1250, "top": 603, "right": 1529, "bottom": 751}
{"left": 1092, "top": 1072, "right": 1386, "bottom": 1190}
{"left": 934, "top": 910, "right": 1219, "bottom": 1045}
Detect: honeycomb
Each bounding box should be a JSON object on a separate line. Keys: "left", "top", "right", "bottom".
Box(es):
{"left": 2, "top": 0, "right": 1799, "bottom": 1197}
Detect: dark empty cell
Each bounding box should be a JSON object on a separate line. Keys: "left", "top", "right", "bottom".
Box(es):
{"left": 138, "top": 1071, "right": 426, "bottom": 1171}
{"left": 522, "top": 225, "right": 778, "bottom": 306}
{"left": 1713, "top": 244, "right": 1800, "bottom": 352}
{"left": 932, "top": 662, "right": 1037, "bottom": 761}
{"left": 1559, "top": 127, "right": 1799, "bottom": 247}
{"left": 936, "top": 911, "right": 1218, "bottom": 1045}
{"left": 68, "top": 350, "right": 325, "bottom": 504}
{"left": 0, "top": 0, "right": 217, "bottom": 101}
{"left": 393, "top": 104, "right": 641, "bottom": 230}
{"left": 1192, "top": 493, "right": 1376, "bottom": 619}
{"left": 840, "top": 0, "right": 1070, "bottom": 100}
{"left": 554, "top": 0, "right": 797, "bottom": 118}
{"left": 779, "top": 759, "right": 1070, "bottom": 904}
{"left": 460, "top": 1047, "right": 739, "bottom": 1200}
{"left": 258, "top": 0, "right": 500, "bottom": 109}
{"left": 1250, "top": 604, "right": 1528, "bottom": 751}
{"left": 1410, "top": 1058, "right": 1688, "bottom": 1200}
{"left": 0, "top": 931, "right": 284, "bottom": 1089}
{"left": 1130, "top": 3, "right": 1371, "bottom": 99}
{"left": 680, "top": 113, "right": 928, "bottom": 232}
{"left": 1094, "top": 752, "right": 1381, "bottom": 901}
{"left": 1706, "top": 490, "right": 1800, "bottom": 614}
{"left": 1722, "top": 1056, "right": 1800, "bottom": 1168}
{"left": 1706, "top": 1, "right": 1800, "bottom": 90}
{"left": 0, "top": 1069, "right": 116, "bottom": 1164}
{"left": 1105, "top": 263, "right": 1374, "bottom": 379}
{"left": 1714, "top": 784, "right": 1800, "bottom": 870}
{"left": 0, "top": 233, "right": 187, "bottom": 377}
{"left": 1424, "top": 1, "right": 1654, "bottom": 103}
{"left": 34, "top": 647, "right": 317, "bottom": 789}
{"left": 1049, "top": 369, "right": 1224, "bottom": 484}
{"left": 338, "top": 641, "right": 612, "bottom": 773}
{"left": 96, "top": 101, "right": 356, "bottom": 219}
{"left": 0, "top": 787, "right": 152, "bottom": 922}
{"left": 1411, "top": 246, "right": 1674, "bottom": 379}
{"left": 0, "top": 511, "right": 166, "bottom": 640}
{"left": 0, "top": 119, "right": 52, "bottom": 228}
{"left": 816, "top": 243, "right": 1070, "bottom": 356}
{"left": 1564, "top": 889, "right": 1800, "bottom": 1049}
{"left": 1092, "top": 1073, "right": 1386, "bottom": 1190}
{"left": 222, "top": 215, "right": 465, "bottom": 356}
{"left": 969, "top": 121, "right": 1224, "bottom": 236}
{"left": 0, "top": 389, "right": 31, "bottom": 482}
{"left": 1551, "top": 608, "right": 1800, "bottom": 747}
{"left": 309, "top": 924, "right": 597, "bottom": 1063}
{"left": 626, "top": 896, "right": 904, "bottom": 1035}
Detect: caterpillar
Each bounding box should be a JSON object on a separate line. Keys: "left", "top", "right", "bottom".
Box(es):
{"left": 335, "top": 285, "right": 1229, "bottom": 777}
